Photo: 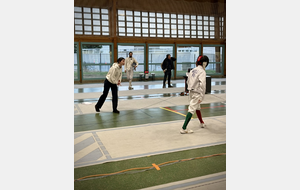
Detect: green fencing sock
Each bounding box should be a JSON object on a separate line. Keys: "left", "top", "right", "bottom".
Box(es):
{"left": 182, "top": 112, "right": 193, "bottom": 130}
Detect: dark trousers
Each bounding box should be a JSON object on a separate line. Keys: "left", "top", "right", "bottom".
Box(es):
{"left": 95, "top": 79, "right": 118, "bottom": 111}
{"left": 163, "top": 69, "right": 172, "bottom": 86}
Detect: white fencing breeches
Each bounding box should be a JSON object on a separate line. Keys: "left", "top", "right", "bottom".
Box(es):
{"left": 187, "top": 91, "right": 202, "bottom": 115}
{"left": 126, "top": 69, "right": 134, "bottom": 87}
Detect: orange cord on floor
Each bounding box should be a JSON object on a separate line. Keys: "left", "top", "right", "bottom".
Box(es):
{"left": 74, "top": 153, "right": 226, "bottom": 182}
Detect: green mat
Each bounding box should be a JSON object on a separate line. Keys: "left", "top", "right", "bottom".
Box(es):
{"left": 74, "top": 144, "right": 226, "bottom": 190}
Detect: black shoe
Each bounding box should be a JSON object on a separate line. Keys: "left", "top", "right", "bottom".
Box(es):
{"left": 168, "top": 85, "right": 173, "bottom": 88}
{"left": 113, "top": 110, "right": 120, "bottom": 114}
{"left": 163, "top": 85, "right": 166, "bottom": 88}
{"left": 95, "top": 105, "right": 100, "bottom": 112}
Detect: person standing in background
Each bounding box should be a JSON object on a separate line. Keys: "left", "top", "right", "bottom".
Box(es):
{"left": 125, "top": 52, "right": 139, "bottom": 90}
{"left": 95, "top": 57, "right": 125, "bottom": 114}
{"left": 161, "top": 54, "right": 176, "bottom": 88}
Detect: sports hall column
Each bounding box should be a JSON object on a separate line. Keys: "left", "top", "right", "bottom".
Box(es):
{"left": 145, "top": 42, "right": 148, "bottom": 74}
{"left": 111, "top": 0, "right": 117, "bottom": 62}
{"left": 78, "top": 42, "right": 82, "bottom": 83}
{"left": 174, "top": 42, "right": 177, "bottom": 79}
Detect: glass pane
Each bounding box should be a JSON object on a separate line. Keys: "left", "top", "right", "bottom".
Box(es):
{"left": 126, "top": 10, "right": 132, "bottom": 15}
{"left": 142, "top": 23, "right": 148, "bottom": 28}
{"left": 75, "top": 19, "right": 82, "bottom": 24}
{"left": 93, "top": 14, "right": 100, "bottom": 19}
{"left": 102, "top": 27, "right": 109, "bottom": 32}
{"left": 135, "top": 22, "right": 141, "bottom": 27}
{"left": 127, "top": 16, "right": 133, "bottom": 21}
{"left": 92, "top": 8, "right": 100, "bottom": 13}
{"left": 150, "top": 23, "right": 156, "bottom": 28}
{"left": 75, "top": 31, "right": 83, "bottom": 34}
{"left": 84, "top": 20, "right": 91, "bottom": 25}
{"left": 164, "top": 24, "right": 169, "bottom": 29}
{"left": 150, "top": 29, "right": 156, "bottom": 34}
{"left": 150, "top": 18, "right": 155, "bottom": 22}
{"left": 93, "top": 26, "right": 100, "bottom": 31}
{"left": 178, "top": 14, "right": 183, "bottom": 19}
{"left": 171, "top": 19, "right": 176, "bottom": 24}
{"left": 127, "top": 22, "right": 133, "bottom": 27}
{"left": 74, "top": 7, "right": 81, "bottom": 12}
{"left": 101, "top": 9, "right": 108, "bottom": 14}
{"left": 149, "top": 12, "right": 155, "bottom": 17}
{"left": 134, "top": 11, "right": 140, "bottom": 16}
{"left": 94, "top": 32, "right": 101, "bottom": 35}
{"left": 118, "top": 16, "right": 125, "bottom": 21}
{"left": 82, "top": 44, "right": 112, "bottom": 79}
{"left": 83, "top": 7, "right": 91, "bottom": 13}
{"left": 84, "top": 26, "right": 91, "bottom": 31}
{"left": 118, "top": 10, "right": 125, "bottom": 15}
{"left": 84, "top": 32, "right": 92, "bottom": 35}
{"left": 142, "top": 29, "right": 148, "bottom": 33}
{"left": 191, "top": 15, "right": 196, "bottom": 19}
{"left": 210, "top": 16, "right": 214, "bottom": 20}
{"left": 75, "top": 25, "right": 83, "bottom": 30}
{"left": 135, "top": 17, "right": 140, "bottom": 22}
{"left": 84, "top": 13, "right": 91, "bottom": 19}
{"left": 178, "top": 20, "right": 183, "bottom": 24}
{"left": 119, "top": 28, "right": 125, "bottom": 32}
{"left": 204, "top": 16, "right": 208, "bottom": 20}
{"left": 102, "top": 21, "right": 109, "bottom": 26}
{"left": 164, "top": 19, "right": 169, "bottom": 23}
{"left": 127, "top": 28, "right": 133, "bottom": 33}
{"left": 171, "top": 14, "right": 176, "bottom": 18}
{"left": 178, "top": 25, "right": 183, "bottom": 29}
{"left": 74, "top": 65, "right": 78, "bottom": 79}
{"left": 142, "top": 12, "right": 148, "bottom": 16}
{"left": 203, "top": 46, "right": 222, "bottom": 62}
{"left": 157, "top": 29, "right": 163, "bottom": 34}
{"left": 135, "top": 28, "right": 141, "bottom": 33}
{"left": 197, "top": 16, "right": 202, "bottom": 20}
{"left": 164, "top": 29, "right": 170, "bottom": 34}
{"left": 164, "top": 14, "right": 169, "bottom": 18}
{"left": 157, "top": 24, "right": 163, "bottom": 28}
{"left": 93, "top": 20, "right": 100, "bottom": 25}
{"left": 74, "top": 13, "right": 82, "bottom": 18}
{"left": 142, "top": 17, "right": 148, "bottom": 22}
{"left": 185, "top": 25, "right": 190, "bottom": 29}
{"left": 176, "top": 46, "right": 199, "bottom": 76}
{"left": 157, "top": 18, "right": 163, "bottom": 23}
{"left": 157, "top": 13, "right": 162, "bottom": 17}
{"left": 102, "top": 15, "right": 109, "bottom": 20}
{"left": 148, "top": 46, "right": 173, "bottom": 77}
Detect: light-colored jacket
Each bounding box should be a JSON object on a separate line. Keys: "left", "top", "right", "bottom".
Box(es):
{"left": 106, "top": 63, "right": 122, "bottom": 84}
{"left": 125, "top": 57, "right": 139, "bottom": 71}
{"left": 187, "top": 65, "right": 206, "bottom": 101}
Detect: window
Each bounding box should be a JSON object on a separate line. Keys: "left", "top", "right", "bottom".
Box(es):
{"left": 117, "top": 45, "right": 145, "bottom": 73}
{"left": 116, "top": 10, "right": 216, "bottom": 39}
{"left": 148, "top": 45, "right": 174, "bottom": 77}
{"left": 203, "top": 46, "right": 223, "bottom": 75}
{"left": 81, "top": 44, "right": 113, "bottom": 79}
{"left": 74, "top": 7, "right": 109, "bottom": 36}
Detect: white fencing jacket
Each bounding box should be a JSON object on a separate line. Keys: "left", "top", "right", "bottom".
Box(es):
{"left": 187, "top": 65, "right": 206, "bottom": 101}
{"left": 125, "top": 57, "right": 139, "bottom": 71}
{"left": 106, "top": 63, "right": 122, "bottom": 84}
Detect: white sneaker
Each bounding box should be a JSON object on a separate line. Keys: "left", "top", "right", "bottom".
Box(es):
{"left": 180, "top": 129, "right": 194, "bottom": 134}
{"left": 200, "top": 123, "right": 206, "bottom": 128}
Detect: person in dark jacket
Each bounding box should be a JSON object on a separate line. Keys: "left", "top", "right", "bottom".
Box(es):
{"left": 161, "top": 54, "right": 176, "bottom": 88}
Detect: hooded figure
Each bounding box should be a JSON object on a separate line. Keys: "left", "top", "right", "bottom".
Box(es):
{"left": 161, "top": 54, "right": 176, "bottom": 88}
{"left": 180, "top": 55, "right": 209, "bottom": 134}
